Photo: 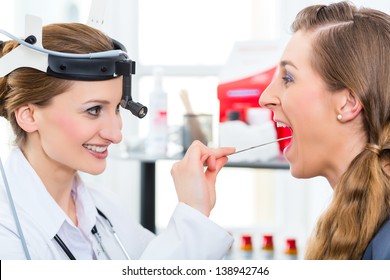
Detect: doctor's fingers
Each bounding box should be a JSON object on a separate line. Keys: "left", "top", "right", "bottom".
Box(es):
{"left": 184, "top": 141, "right": 235, "bottom": 161}
{"left": 180, "top": 141, "right": 215, "bottom": 171}
{"left": 204, "top": 156, "right": 229, "bottom": 184}
{"left": 210, "top": 146, "right": 236, "bottom": 158}
{"left": 201, "top": 145, "right": 234, "bottom": 172}
{"left": 172, "top": 141, "right": 234, "bottom": 179}
{"left": 199, "top": 146, "right": 235, "bottom": 164}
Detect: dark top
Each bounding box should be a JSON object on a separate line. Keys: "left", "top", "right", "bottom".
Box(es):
{"left": 362, "top": 218, "right": 390, "bottom": 260}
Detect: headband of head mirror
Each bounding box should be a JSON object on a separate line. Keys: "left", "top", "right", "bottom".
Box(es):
{"left": 46, "top": 38, "right": 147, "bottom": 118}
{"left": 0, "top": 18, "right": 147, "bottom": 118}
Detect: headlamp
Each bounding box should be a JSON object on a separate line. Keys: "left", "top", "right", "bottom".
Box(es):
{"left": 0, "top": 15, "right": 147, "bottom": 118}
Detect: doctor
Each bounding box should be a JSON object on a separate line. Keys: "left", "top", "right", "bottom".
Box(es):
{"left": 0, "top": 20, "right": 234, "bottom": 259}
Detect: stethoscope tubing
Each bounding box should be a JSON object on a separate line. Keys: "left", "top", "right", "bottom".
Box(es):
{"left": 97, "top": 208, "right": 131, "bottom": 259}
{"left": 54, "top": 234, "right": 76, "bottom": 260}
{"left": 54, "top": 208, "right": 130, "bottom": 260}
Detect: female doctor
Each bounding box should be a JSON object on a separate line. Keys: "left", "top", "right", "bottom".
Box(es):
{"left": 0, "top": 22, "right": 234, "bottom": 259}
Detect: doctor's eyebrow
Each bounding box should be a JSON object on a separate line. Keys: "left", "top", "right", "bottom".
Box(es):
{"left": 280, "top": 60, "right": 298, "bottom": 70}
{"left": 82, "top": 100, "right": 111, "bottom": 105}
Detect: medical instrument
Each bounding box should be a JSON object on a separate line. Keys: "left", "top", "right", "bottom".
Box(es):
{"left": 54, "top": 208, "right": 130, "bottom": 260}
{"left": 0, "top": 157, "right": 31, "bottom": 260}
{"left": 229, "top": 136, "right": 292, "bottom": 156}
{"left": 0, "top": 15, "right": 147, "bottom": 118}
{"left": 91, "top": 225, "right": 110, "bottom": 259}
{"left": 53, "top": 234, "right": 76, "bottom": 260}
{"left": 96, "top": 208, "right": 131, "bottom": 260}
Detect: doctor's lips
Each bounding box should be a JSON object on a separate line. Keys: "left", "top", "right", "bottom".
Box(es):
{"left": 83, "top": 144, "right": 109, "bottom": 159}
{"left": 83, "top": 144, "right": 108, "bottom": 153}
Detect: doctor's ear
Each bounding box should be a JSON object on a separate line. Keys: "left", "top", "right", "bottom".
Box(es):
{"left": 14, "top": 105, "right": 38, "bottom": 133}
{"left": 336, "top": 89, "right": 363, "bottom": 122}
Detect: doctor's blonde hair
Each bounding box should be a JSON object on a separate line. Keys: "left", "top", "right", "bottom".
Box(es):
{"left": 0, "top": 23, "right": 114, "bottom": 146}
{"left": 292, "top": 2, "right": 390, "bottom": 259}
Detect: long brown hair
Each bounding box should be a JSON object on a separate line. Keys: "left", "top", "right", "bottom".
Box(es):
{"left": 292, "top": 1, "right": 390, "bottom": 259}
{"left": 0, "top": 23, "right": 114, "bottom": 146}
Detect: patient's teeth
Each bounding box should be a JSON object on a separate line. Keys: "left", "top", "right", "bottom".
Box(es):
{"left": 276, "top": 122, "right": 287, "bottom": 128}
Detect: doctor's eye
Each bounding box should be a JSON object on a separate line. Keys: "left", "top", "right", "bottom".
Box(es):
{"left": 282, "top": 71, "right": 294, "bottom": 86}
{"left": 86, "top": 105, "right": 102, "bottom": 116}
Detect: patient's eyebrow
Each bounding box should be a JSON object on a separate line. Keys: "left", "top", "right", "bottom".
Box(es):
{"left": 280, "top": 60, "right": 298, "bottom": 70}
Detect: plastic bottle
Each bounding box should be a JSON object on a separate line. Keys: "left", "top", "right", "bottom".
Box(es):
{"left": 240, "top": 234, "right": 253, "bottom": 259}
{"left": 145, "top": 68, "right": 168, "bottom": 156}
{"left": 260, "top": 234, "right": 275, "bottom": 260}
{"left": 284, "top": 238, "right": 298, "bottom": 260}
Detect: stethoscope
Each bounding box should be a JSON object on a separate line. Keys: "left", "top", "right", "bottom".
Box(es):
{"left": 53, "top": 208, "right": 131, "bottom": 260}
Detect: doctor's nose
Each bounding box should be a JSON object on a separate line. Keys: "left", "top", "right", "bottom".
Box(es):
{"left": 100, "top": 116, "right": 123, "bottom": 144}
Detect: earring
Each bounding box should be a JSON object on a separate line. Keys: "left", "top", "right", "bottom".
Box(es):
{"left": 337, "top": 114, "right": 343, "bottom": 121}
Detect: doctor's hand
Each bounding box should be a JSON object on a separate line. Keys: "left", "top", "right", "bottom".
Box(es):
{"left": 171, "top": 140, "right": 235, "bottom": 217}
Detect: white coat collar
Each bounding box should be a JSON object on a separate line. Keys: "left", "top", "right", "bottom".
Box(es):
{"left": 4, "top": 148, "right": 98, "bottom": 240}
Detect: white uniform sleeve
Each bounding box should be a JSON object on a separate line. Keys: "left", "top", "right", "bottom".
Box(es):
{"left": 139, "top": 202, "right": 233, "bottom": 259}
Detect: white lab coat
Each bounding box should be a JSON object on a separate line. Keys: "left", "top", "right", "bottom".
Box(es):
{"left": 0, "top": 148, "right": 233, "bottom": 260}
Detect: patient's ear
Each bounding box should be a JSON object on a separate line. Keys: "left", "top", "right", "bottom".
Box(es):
{"left": 336, "top": 89, "right": 363, "bottom": 122}
{"left": 14, "top": 105, "right": 38, "bottom": 133}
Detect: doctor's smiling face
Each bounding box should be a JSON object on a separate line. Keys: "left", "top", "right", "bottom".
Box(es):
{"left": 260, "top": 30, "right": 351, "bottom": 182}
{"left": 22, "top": 78, "right": 123, "bottom": 175}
